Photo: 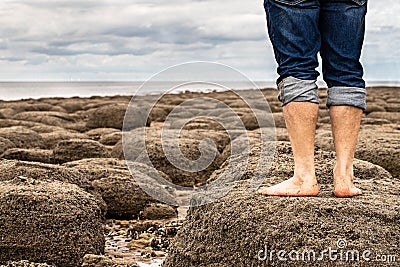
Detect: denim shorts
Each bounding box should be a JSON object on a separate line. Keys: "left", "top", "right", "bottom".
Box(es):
{"left": 264, "top": 0, "right": 368, "bottom": 110}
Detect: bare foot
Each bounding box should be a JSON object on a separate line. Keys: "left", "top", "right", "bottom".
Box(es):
{"left": 334, "top": 176, "right": 362, "bottom": 198}
{"left": 258, "top": 177, "right": 319, "bottom": 197}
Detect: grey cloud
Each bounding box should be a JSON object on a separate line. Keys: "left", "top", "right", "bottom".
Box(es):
{"left": 31, "top": 46, "right": 156, "bottom": 56}
{"left": 17, "top": 0, "right": 109, "bottom": 9}
{"left": 0, "top": 57, "right": 26, "bottom": 62}
{"left": 0, "top": 0, "right": 398, "bottom": 81}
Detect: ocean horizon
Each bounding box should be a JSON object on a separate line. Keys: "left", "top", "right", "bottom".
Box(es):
{"left": 0, "top": 80, "right": 398, "bottom": 101}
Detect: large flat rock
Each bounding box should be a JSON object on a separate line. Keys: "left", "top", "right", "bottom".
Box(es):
{"left": 0, "top": 178, "right": 105, "bottom": 266}
{"left": 165, "top": 143, "right": 400, "bottom": 267}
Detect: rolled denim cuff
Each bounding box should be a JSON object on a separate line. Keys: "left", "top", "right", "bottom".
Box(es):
{"left": 327, "top": 86, "right": 366, "bottom": 111}
{"left": 277, "top": 76, "right": 319, "bottom": 107}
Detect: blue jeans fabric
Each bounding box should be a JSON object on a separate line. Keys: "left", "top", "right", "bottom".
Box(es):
{"left": 264, "top": 0, "right": 368, "bottom": 110}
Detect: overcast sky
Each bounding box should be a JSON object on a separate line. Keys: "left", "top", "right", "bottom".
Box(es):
{"left": 0, "top": 0, "right": 399, "bottom": 82}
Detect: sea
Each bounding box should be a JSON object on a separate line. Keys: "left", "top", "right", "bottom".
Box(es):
{"left": 0, "top": 81, "right": 398, "bottom": 101}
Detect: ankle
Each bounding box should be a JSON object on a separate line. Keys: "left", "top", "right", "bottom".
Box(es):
{"left": 333, "top": 164, "right": 353, "bottom": 178}
{"left": 293, "top": 172, "right": 317, "bottom": 184}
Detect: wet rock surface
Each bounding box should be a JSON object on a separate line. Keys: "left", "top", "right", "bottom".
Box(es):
{"left": 86, "top": 103, "right": 149, "bottom": 130}
{"left": 1, "top": 148, "right": 53, "bottom": 163}
{"left": 40, "top": 130, "right": 89, "bottom": 149}
{"left": 101, "top": 218, "right": 184, "bottom": 267}
{"left": 11, "top": 111, "right": 79, "bottom": 128}
{"left": 0, "top": 137, "right": 16, "bottom": 154}
{"left": 92, "top": 174, "right": 175, "bottom": 219}
{"left": 53, "top": 139, "right": 110, "bottom": 163}
{"left": 0, "top": 87, "right": 398, "bottom": 266}
{"left": 165, "top": 167, "right": 399, "bottom": 266}
{"left": 115, "top": 127, "right": 225, "bottom": 187}
{"left": 0, "top": 160, "right": 91, "bottom": 189}
{"left": 0, "top": 126, "right": 45, "bottom": 149}
{"left": 0, "top": 260, "right": 51, "bottom": 267}
{"left": 0, "top": 178, "right": 105, "bottom": 267}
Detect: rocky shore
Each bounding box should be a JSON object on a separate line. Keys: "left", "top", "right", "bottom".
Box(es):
{"left": 0, "top": 87, "right": 398, "bottom": 266}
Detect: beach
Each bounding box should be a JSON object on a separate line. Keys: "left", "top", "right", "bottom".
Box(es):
{"left": 0, "top": 86, "right": 398, "bottom": 266}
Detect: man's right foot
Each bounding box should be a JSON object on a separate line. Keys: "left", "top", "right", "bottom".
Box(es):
{"left": 258, "top": 177, "right": 319, "bottom": 197}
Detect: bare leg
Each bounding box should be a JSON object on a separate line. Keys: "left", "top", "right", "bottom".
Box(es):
{"left": 330, "top": 106, "right": 363, "bottom": 197}
{"left": 259, "top": 102, "right": 319, "bottom": 196}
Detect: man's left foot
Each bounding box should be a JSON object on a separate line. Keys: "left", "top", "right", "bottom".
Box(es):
{"left": 334, "top": 180, "right": 362, "bottom": 198}
{"left": 334, "top": 172, "right": 362, "bottom": 198}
